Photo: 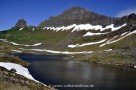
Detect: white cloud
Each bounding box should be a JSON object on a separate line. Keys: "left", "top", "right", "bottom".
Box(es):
{"left": 116, "top": 7, "right": 136, "bottom": 17}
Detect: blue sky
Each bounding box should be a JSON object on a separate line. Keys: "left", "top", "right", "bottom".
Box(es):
{"left": 0, "top": 0, "right": 136, "bottom": 30}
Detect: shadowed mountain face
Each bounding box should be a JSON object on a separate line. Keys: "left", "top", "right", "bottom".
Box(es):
{"left": 39, "top": 7, "right": 116, "bottom": 27}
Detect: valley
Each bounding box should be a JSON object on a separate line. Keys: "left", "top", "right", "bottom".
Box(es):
{"left": 0, "top": 6, "right": 136, "bottom": 90}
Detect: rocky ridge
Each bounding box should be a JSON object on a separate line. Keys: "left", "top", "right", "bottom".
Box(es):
{"left": 39, "top": 7, "right": 116, "bottom": 27}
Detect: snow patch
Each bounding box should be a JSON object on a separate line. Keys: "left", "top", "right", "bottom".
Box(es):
{"left": 43, "top": 23, "right": 126, "bottom": 32}
{"left": 121, "top": 32, "right": 128, "bottom": 36}
{"left": 32, "top": 28, "right": 35, "bottom": 31}
{"left": 72, "top": 24, "right": 102, "bottom": 32}
{"left": 103, "top": 24, "right": 126, "bottom": 31}
{"left": 68, "top": 39, "right": 107, "bottom": 48}
{"left": 100, "top": 30, "right": 136, "bottom": 47}
{"left": 63, "top": 24, "right": 76, "bottom": 31}
{"left": 24, "top": 43, "right": 42, "bottom": 46}
{"left": 32, "top": 43, "right": 42, "bottom": 46}
{"left": 11, "top": 50, "right": 23, "bottom": 53}
{"left": 20, "top": 48, "right": 93, "bottom": 54}
{"left": 0, "top": 62, "right": 36, "bottom": 81}
{"left": 104, "top": 49, "right": 112, "bottom": 51}
{"left": 19, "top": 28, "right": 24, "bottom": 31}
{"left": 0, "top": 39, "right": 42, "bottom": 47}
{"left": 83, "top": 32, "right": 107, "bottom": 37}
{"left": 10, "top": 42, "right": 21, "bottom": 45}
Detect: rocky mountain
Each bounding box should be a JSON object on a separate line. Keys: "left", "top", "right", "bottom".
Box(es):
{"left": 15, "top": 19, "right": 27, "bottom": 28}
{"left": 39, "top": 7, "right": 116, "bottom": 27}
{"left": 115, "top": 13, "right": 136, "bottom": 25}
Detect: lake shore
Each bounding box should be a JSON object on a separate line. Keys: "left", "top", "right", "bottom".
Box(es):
{"left": 0, "top": 55, "right": 55, "bottom": 90}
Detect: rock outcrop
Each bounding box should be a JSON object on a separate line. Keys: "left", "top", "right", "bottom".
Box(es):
{"left": 15, "top": 19, "right": 27, "bottom": 28}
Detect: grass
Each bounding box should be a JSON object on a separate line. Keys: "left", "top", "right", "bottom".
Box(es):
{"left": 96, "top": 33, "right": 136, "bottom": 50}
{"left": 0, "top": 27, "right": 71, "bottom": 44}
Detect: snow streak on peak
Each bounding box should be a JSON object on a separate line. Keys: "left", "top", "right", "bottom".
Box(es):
{"left": 43, "top": 23, "right": 127, "bottom": 32}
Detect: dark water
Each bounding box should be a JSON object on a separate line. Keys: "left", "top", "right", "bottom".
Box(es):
{"left": 12, "top": 53, "right": 136, "bottom": 90}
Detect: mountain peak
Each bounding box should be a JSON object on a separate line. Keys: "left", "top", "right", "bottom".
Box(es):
{"left": 66, "top": 6, "right": 89, "bottom": 12}
{"left": 59, "top": 6, "right": 91, "bottom": 20}
{"left": 128, "top": 13, "right": 136, "bottom": 19}
{"left": 15, "top": 19, "right": 27, "bottom": 28}
{"left": 39, "top": 7, "right": 115, "bottom": 27}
